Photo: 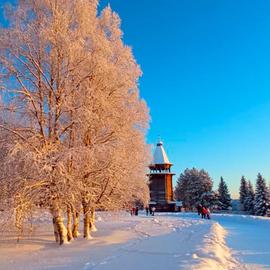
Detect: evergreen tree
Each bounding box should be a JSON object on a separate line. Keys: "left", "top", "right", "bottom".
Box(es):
{"left": 254, "top": 173, "right": 270, "bottom": 216}
{"left": 218, "top": 177, "right": 232, "bottom": 210}
{"left": 174, "top": 168, "right": 213, "bottom": 209}
{"left": 239, "top": 176, "right": 248, "bottom": 211}
{"left": 243, "top": 181, "right": 255, "bottom": 214}
{"left": 266, "top": 208, "right": 270, "bottom": 217}
{"left": 201, "top": 191, "right": 220, "bottom": 208}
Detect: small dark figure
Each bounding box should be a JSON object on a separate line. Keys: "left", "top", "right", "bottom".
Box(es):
{"left": 151, "top": 206, "right": 156, "bottom": 216}
{"left": 132, "top": 207, "right": 136, "bottom": 216}
{"left": 135, "top": 206, "right": 139, "bottom": 216}
{"left": 145, "top": 207, "right": 149, "bottom": 216}
{"left": 206, "top": 208, "right": 211, "bottom": 219}
{"left": 196, "top": 204, "right": 202, "bottom": 216}
{"left": 149, "top": 207, "right": 152, "bottom": 216}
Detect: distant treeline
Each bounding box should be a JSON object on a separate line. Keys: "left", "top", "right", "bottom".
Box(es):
{"left": 174, "top": 168, "right": 270, "bottom": 217}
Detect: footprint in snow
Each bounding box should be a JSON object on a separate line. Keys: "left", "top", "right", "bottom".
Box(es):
{"left": 192, "top": 253, "right": 199, "bottom": 259}
{"left": 83, "top": 262, "right": 96, "bottom": 270}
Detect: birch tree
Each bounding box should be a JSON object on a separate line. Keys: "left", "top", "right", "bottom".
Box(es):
{"left": 0, "top": 0, "right": 150, "bottom": 244}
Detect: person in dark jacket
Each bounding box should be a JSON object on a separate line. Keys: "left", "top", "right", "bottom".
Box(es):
{"left": 196, "top": 204, "right": 202, "bottom": 216}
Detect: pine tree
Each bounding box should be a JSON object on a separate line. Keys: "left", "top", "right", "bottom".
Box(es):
{"left": 254, "top": 173, "right": 270, "bottom": 216}
{"left": 174, "top": 168, "right": 213, "bottom": 209}
{"left": 201, "top": 191, "right": 220, "bottom": 208}
{"left": 218, "top": 177, "right": 232, "bottom": 210}
{"left": 239, "top": 176, "right": 248, "bottom": 211}
{"left": 243, "top": 181, "right": 255, "bottom": 214}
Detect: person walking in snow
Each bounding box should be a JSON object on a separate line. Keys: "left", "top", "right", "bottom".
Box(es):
{"left": 151, "top": 206, "right": 156, "bottom": 216}
{"left": 145, "top": 206, "right": 149, "bottom": 216}
{"left": 201, "top": 206, "right": 207, "bottom": 219}
{"left": 196, "top": 204, "right": 202, "bottom": 216}
{"left": 206, "top": 208, "right": 211, "bottom": 219}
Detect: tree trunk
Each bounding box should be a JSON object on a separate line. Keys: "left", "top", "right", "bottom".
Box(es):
{"left": 52, "top": 217, "right": 59, "bottom": 243}
{"left": 56, "top": 216, "right": 68, "bottom": 245}
{"left": 15, "top": 208, "right": 24, "bottom": 243}
{"left": 84, "top": 212, "right": 91, "bottom": 239}
{"left": 90, "top": 207, "right": 97, "bottom": 232}
{"left": 66, "top": 206, "right": 73, "bottom": 242}
{"left": 51, "top": 205, "right": 68, "bottom": 245}
{"left": 83, "top": 201, "right": 92, "bottom": 239}
{"left": 72, "top": 210, "right": 80, "bottom": 238}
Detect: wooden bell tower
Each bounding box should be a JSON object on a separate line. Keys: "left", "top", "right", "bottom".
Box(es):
{"left": 147, "top": 141, "right": 175, "bottom": 212}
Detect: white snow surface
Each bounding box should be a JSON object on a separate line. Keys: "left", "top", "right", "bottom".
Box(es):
{"left": 0, "top": 212, "right": 269, "bottom": 270}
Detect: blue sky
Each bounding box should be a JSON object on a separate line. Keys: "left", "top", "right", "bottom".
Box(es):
{"left": 1, "top": 1, "right": 270, "bottom": 198}
{"left": 99, "top": 0, "right": 270, "bottom": 198}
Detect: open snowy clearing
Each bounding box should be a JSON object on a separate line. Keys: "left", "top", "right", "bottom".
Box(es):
{"left": 0, "top": 212, "right": 269, "bottom": 270}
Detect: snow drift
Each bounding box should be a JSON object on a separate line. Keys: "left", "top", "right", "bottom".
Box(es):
{"left": 190, "top": 222, "right": 243, "bottom": 270}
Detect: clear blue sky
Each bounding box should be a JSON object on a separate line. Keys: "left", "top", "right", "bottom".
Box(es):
{"left": 2, "top": 1, "right": 270, "bottom": 198}
{"left": 99, "top": 0, "right": 270, "bottom": 198}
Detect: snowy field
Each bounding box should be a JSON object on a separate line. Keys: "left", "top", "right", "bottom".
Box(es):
{"left": 0, "top": 212, "right": 269, "bottom": 270}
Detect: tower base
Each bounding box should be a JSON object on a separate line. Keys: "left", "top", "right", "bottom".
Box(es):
{"left": 149, "top": 202, "right": 176, "bottom": 212}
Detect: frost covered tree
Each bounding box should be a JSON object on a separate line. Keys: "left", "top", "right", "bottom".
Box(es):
{"left": 254, "top": 173, "right": 270, "bottom": 216}
{"left": 239, "top": 176, "right": 248, "bottom": 211}
{"left": 200, "top": 191, "right": 220, "bottom": 208}
{"left": 243, "top": 181, "right": 255, "bottom": 214}
{"left": 217, "top": 177, "right": 232, "bottom": 210}
{"left": 0, "top": 0, "right": 150, "bottom": 244}
{"left": 174, "top": 168, "right": 213, "bottom": 209}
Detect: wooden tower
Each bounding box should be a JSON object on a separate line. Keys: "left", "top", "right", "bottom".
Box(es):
{"left": 147, "top": 141, "right": 175, "bottom": 212}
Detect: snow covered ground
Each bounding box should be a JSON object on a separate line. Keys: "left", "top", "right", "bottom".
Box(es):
{"left": 0, "top": 211, "right": 269, "bottom": 270}
{"left": 212, "top": 214, "right": 270, "bottom": 270}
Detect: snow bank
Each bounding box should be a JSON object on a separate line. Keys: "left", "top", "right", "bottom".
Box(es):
{"left": 190, "top": 222, "right": 243, "bottom": 270}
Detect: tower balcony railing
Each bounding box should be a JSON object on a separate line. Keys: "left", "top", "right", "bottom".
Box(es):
{"left": 148, "top": 170, "right": 174, "bottom": 174}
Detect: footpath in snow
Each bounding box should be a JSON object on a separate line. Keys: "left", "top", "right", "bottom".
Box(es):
{"left": 166, "top": 212, "right": 270, "bottom": 270}
{"left": 1, "top": 211, "right": 269, "bottom": 270}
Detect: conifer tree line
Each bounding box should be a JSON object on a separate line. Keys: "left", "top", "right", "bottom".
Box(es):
{"left": 175, "top": 168, "right": 270, "bottom": 217}
{"left": 0, "top": 0, "right": 150, "bottom": 245}
{"left": 239, "top": 174, "right": 270, "bottom": 216}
